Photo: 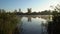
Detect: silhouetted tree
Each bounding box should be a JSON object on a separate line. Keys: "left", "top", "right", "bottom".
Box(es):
{"left": 2, "top": 9, "right": 6, "bottom": 13}
{"left": 27, "top": 8, "right": 32, "bottom": 14}
{"left": 48, "top": 4, "right": 60, "bottom": 34}
{"left": 19, "top": 9, "right": 21, "bottom": 12}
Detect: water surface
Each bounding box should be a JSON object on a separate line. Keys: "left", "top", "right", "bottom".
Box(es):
{"left": 17, "top": 15, "right": 52, "bottom": 34}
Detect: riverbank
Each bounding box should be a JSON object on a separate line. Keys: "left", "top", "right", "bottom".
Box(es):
{"left": 47, "top": 15, "right": 60, "bottom": 34}
{"left": 0, "top": 12, "right": 19, "bottom": 34}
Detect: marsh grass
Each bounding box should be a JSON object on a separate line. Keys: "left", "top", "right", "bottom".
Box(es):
{"left": 0, "top": 12, "right": 19, "bottom": 34}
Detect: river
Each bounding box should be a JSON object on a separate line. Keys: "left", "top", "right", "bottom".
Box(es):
{"left": 17, "top": 15, "right": 52, "bottom": 34}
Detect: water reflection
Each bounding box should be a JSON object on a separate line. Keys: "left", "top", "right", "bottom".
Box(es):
{"left": 19, "top": 15, "right": 52, "bottom": 22}
{"left": 17, "top": 15, "right": 52, "bottom": 34}
{"left": 28, "top": 16, "right": 31, "bottom": 22}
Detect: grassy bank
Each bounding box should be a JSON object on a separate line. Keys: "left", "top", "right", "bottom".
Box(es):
{"left": 0, "top": 12, "right": 19, "bottom": 34}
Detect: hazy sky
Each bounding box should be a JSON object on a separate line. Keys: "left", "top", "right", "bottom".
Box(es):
{"left": 0, "top": 0, "right": 60, "bottom": 12}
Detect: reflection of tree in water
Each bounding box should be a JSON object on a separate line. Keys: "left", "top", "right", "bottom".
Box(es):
{"left": 19, "top": 15, "right": 52, "bottom": 20}
{"left": 13, "top": 22, "right": 23, "bottom": 34}
{"left": 13, "top": 16, "right": 23, "bottom": 34}
{"left": 17, "top": 15, "right": 52, "bottom": 34}
{"left": 41, "top": 21, "right": 48, "bottom": 34}
{"left": 28, "top": 16, "right": 31, "bottom": 22}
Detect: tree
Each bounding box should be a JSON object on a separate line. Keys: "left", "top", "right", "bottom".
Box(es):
{"left": 14, "top": 9, "right": 17, "bottom": 14}
{"left": 0, "top": 9, "right": 1, "bottom": 13}
{"left": 19, "top": 9, "right": 21, "bottom": 12}
{"left": 55, "top": 4, "right": 60, "bottom": 12}
{"left": 2, "top": 9, "right": 6, "bottom": 13}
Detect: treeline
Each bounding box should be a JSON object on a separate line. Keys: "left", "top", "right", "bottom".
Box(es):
{"left": 16, "top": 10, "right": 59, "bottom": 15}
{"left": 0, "top": 8, "right": 59, "bottom": 15}
{"left": 12, "top": 9, "right": 59, "bottom": 15}
{"left": 16, "top": 9, "right": 53, "bottom": 15}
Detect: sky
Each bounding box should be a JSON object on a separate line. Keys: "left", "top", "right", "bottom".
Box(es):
{"left": 0, "top": 0, "right": 60, "bottom": 12}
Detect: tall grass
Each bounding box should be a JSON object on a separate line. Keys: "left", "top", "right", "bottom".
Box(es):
{"left": 0, "top": 12, "right": 18, "bottom": 34}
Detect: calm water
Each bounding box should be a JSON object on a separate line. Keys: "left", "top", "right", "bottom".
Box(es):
{"left": 17, "top": 15, "right": 52, "bottom": 34}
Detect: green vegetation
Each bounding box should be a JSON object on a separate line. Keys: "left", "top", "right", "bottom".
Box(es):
{"left": 47, "top": 4, "right": 60, "bottom": 34}
{"left": 0, "top": 9, "right": 19, "bottom": 34}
